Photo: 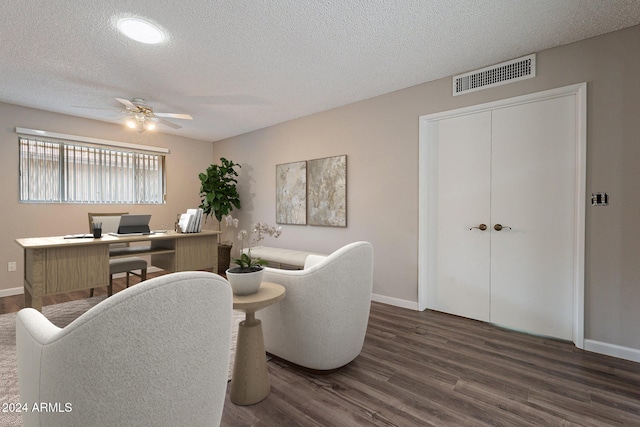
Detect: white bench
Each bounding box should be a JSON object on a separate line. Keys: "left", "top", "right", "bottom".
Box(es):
{"left": 241, "top": 246, "right": 325, "bottom": 270}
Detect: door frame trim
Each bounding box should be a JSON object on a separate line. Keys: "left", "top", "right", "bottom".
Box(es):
{"left": 418, "top": 83, "right": 587, "bottom": 348}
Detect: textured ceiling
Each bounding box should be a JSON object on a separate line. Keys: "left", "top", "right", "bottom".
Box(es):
{"left": 2, "top": 1, "right": 640, "bottom": 142}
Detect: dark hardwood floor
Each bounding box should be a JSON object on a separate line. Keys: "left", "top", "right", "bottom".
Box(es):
{"left": 3, "top": 275, "right": 640, "bottom": 426}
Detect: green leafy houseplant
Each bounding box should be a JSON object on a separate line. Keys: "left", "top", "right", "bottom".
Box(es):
{"left": 233, "top": 252, "right": 268, "bottom": 271}
{"left": 199, "top": 158, "right": 241, "bottom": 275}
{"left": 198, "top": 158, "right": 241, "bottom": 224}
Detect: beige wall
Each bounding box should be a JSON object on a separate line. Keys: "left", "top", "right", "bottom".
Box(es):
{"left": 1, "top": 25, "right": 638, "bottom": 353}
{"left": 0, "top": 102, "right": 214, "bottom": 293}
{"left": 212, "top": 25, "right": 640, "bottom": 351}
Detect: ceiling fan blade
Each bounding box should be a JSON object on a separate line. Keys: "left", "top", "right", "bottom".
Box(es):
{"left": 154, "top": 112, "right": 193, "bottom": 120}
{"left": 184, "top": 94, "right": 268, "bottom": 105}
{"left": 73, "top": 105, "right": 119, "bottom": 111}
{"left": 116, "top": 98, "right": 137, "bottom": 110}
{"left": 157, "top": 118, "right": 182, "bottom": 129}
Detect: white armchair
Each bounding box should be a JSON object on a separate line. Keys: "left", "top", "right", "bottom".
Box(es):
{"left": 16, "top": 271, "right": 233, "bottom": 427}
{"left": 258, "top": 241, "right": 374, "bottom": 371}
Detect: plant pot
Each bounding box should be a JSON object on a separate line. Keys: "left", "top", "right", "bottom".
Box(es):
{"left": 225, "top": 266, "right": 264, "bottom": 296}
{"left": 218, "top": 244, "right": 232, "bottom": 275}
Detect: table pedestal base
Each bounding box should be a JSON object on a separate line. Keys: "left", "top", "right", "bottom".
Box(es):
{"left": 230, "top": 315, "right": 270, "bottom": 405}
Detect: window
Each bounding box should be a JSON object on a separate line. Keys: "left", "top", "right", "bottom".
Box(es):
{"left": 19, "top": 137, "right": 166, "bottom": 204}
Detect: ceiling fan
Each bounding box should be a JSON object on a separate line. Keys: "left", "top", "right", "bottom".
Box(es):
{"left": 116, "top": 97, "right": 193, "bottom": 132}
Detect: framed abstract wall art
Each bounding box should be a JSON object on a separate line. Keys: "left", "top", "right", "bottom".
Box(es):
{"left": 307, "top": 155, "right": 347, "bottom": 227}
{"left": 275, "top": 160, "right": 307, "bottom": 225}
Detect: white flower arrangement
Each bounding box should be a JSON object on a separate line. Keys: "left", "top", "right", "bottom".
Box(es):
{"left": 223, "top": 215, "right": 282, "bottom": 271}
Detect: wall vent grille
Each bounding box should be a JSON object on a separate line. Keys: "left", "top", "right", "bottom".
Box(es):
{"left": 453, "top": 54, "right": 536, "bottom": 96}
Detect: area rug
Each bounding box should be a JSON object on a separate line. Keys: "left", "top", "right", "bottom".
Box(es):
{"left": 0, "top": 297, "right": 243, "bottom": 427}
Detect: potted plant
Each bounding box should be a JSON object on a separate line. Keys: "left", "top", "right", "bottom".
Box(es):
{"left": 224, "top": 218, "right": 282, "bottom": 295}
{"left": 198, "top": 158, "right": 241, "bottom": 274}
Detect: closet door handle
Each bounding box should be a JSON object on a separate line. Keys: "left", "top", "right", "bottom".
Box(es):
{"left": 470, "top": 224, "right": 487, "bottom": 231}
{"left": 494, "top": 224, "right": 511, "bottom": 231}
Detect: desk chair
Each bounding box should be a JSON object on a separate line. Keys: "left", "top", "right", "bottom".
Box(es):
{"left": 88, "top": 212, "right": 147, "bottom": 297}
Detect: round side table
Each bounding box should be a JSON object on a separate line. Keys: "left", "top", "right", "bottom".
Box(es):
{"left": 230, "top": 281, "right": 285, "bottom": 405}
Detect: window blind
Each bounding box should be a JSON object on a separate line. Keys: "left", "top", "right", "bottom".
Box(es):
{"left": 19, "top": 137, "right": 166, "bottom": 204}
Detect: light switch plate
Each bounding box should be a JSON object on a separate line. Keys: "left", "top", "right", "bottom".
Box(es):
{"left": 591, "top": 192, "right": 608, "bottom": 206}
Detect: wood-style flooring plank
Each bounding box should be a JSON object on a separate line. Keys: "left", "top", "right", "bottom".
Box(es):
{"left": 3, "top": 276, "right": 640, "bottom": 426}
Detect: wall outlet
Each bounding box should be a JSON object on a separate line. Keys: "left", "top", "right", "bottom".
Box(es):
{"left": 8, "top": 262, "right": 17, "bottom": 272}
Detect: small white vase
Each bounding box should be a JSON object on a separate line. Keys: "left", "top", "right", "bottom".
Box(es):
{"left": 225, "top": 267, "right": 264, "bottom": 295}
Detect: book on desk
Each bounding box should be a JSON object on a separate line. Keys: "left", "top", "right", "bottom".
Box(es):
{"left": 178, "top": 208, "right": 203, "bottom": 233}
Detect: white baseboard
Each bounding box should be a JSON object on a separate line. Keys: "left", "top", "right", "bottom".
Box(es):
{"left": 0, "top": 287, "right": 24, "bottom": 298}
{"left": 371, "top": 293, "right": 419, "bottom": 311}
{"left": 584, "top": 339, "right": 640, "bottom": 364}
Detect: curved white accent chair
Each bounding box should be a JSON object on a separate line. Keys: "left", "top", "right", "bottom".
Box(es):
{"left": 16, "top": 271, "right": 233, "bottom": 427}
{"left": 258, "top": 241, "right": 374, "bottom": 371}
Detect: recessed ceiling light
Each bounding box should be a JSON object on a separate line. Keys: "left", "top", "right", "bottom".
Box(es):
{"left": 117, "top": 18, "right": 165, "bottom": 44}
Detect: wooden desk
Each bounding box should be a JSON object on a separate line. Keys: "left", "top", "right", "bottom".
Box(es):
{"left": 231, "top": 282, "right": 286, "bottom": 405}
{"left": 15, "top": 230, "right": 221, "bottom": 311}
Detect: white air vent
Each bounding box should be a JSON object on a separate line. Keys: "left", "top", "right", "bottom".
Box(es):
{"left": 453, "top": 54, "right": 536, "bottom": 96}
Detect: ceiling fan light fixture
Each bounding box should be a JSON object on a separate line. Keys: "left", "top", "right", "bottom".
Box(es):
{"left": 125, "top": 114, "right": 156, "bottom": 133}
{"left": 117, "top": 18, "right": 165, "bottom": 44}
{"left": 115, "top": 97, "right": 188, "bottom": 132}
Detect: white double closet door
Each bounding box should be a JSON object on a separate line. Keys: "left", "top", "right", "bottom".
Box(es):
{"left": 429, "top": 93, "right": 578, "bottom": 340}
